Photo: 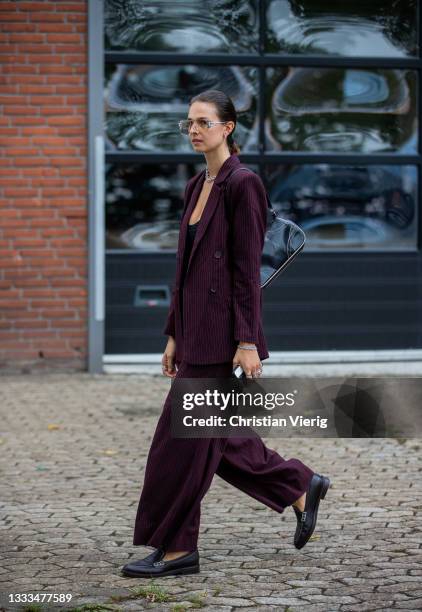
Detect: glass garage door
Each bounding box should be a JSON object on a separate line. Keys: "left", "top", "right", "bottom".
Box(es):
{"left": 103, "top": 0, "right": 422, "bottom": 355}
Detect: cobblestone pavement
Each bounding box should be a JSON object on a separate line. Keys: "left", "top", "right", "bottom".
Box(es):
{"left": 0, "top": 373, "right": 421, "bottom": 612}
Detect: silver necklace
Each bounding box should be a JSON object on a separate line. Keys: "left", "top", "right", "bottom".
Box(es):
{"left": 205, "top": 167, "right": 217, "bottom": 182}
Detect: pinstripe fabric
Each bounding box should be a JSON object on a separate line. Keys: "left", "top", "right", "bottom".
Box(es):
{"left": 133, "top": 355, "right": 315, "bottom": 552}
{"left": 134, "top": 155, "right": 315, "bottom": 553}
{"left": 163, "top": 154, "right": 270, "bottom": 365}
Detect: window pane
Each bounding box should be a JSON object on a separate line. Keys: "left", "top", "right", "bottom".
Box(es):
{"left": 265, "top": 0, "right": 418, "bottom": 57}
{"left": 106, "top": 163, "right": 198, "bottom": 251}
{"left": 106, "top": 162, "right": 260, "bottom": 251}
{"left": 105, "top": 64, "right": 259, "bottom": 152}
{"left": 265, "top": 68, "right": 417, "bottom": 153}
{"left": 105, "top": 0, "right": 259, "bottom": 53}
{"left": 264, "top": 164, "right": 417, "bottom": 251}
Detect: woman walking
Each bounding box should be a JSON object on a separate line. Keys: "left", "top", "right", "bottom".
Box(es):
{"left": 122, "top": 90, "right": 330, "bottom": 578}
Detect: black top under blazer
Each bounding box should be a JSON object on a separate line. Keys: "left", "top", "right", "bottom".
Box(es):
{"left": 163, "top": 153, "right": 269, "bottom": 365}
{"left": 179, "top": 219, "right": 199, "bottom": 334}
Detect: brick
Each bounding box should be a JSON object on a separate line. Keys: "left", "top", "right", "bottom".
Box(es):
{"left": 46, "top": 34, "right": 82, "bottom": 43}
{"left": 1, "top": 65, "right": 35, "bottom": 75}
{"left": 0, "top": 0, "right": 88, "bottom": 370}
{"left": 19, "top": 85, "right": 56, "bottom": 94}
{"left": 8, "top": 33, "right": 45, "bottom": 43}
{"left": 21, "top": 13, "right": 65, "bottom": 24}
{"left": 0, "top": 95, "right": 30, "bottom": 105}
{"left": 13, "top": 320, "right": 49, "bottom": 329}
{"left": 54, "top": 3, "right": 86, "bottom": 12}
{"left": 12, "top": 279, "right": 49, "bottom": 288}
{"left": 14, "top": 240, "right": 51, "bottom": 248}
{"left": 0, "top": 209, "right": 22, "bottom": 217}
{"left": 36, "top": 22, "right": 75, "bottom": 31}
{"left": 14, "top": 2, "right": 52, "bottom": 11}
{"left": 37, "top": 65, "right": 76, "bottom": 75}
{"left": 0, "top": 12, "right": 28, "bottom": 22}
{"left": 41, "top": 230, "right": 76, "bottom": 240}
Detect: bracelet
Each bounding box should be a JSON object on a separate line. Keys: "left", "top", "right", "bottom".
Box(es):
{"left": 238, "top": 345, "right": 257, "bottom": 350}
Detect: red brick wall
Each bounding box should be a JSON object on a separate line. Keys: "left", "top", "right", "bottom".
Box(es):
{"left": 0, "top": 1, "right": 88, "bottom": 372}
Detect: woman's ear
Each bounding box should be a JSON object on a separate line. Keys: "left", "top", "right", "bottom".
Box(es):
{"left": 226, "top": 121, "right": 235, "bottom": 137}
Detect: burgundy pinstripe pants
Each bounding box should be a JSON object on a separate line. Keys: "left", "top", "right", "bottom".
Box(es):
{"left": 133, "top": 357, "right": 315, "bottom": 552}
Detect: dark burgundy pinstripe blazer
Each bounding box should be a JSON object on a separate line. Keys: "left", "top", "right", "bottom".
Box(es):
{"left": 163, "top": 153, "right": 269, "bottom": 365}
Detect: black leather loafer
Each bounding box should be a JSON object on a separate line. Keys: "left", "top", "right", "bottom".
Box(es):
{"left": 121, "top": 547, "right": 164, "bottom": 575}
{"left": 293, "top": 473, "right": 330, "bottom": 550}
{"left": 121, "top": 549, "right": 199, "bottom": 578}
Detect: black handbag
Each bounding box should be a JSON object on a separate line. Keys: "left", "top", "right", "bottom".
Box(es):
{"left": 224, "top": 167, "right": 306, "bottom": 289}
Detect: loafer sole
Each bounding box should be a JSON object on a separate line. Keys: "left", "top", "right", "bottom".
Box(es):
{"left": 122, "top": 564, "right": 200, "bottom": 578}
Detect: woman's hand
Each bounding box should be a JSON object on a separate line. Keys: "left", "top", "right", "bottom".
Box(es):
{"left": 162, "top": 336, "right": 177, "bottom": 378}
{"left": 233, "top": 344, "right": 262, "bottom": 378}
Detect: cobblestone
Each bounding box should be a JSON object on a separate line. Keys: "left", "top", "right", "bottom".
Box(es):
{"left": 0, "top": 372, "right": 421, "bottom": 611}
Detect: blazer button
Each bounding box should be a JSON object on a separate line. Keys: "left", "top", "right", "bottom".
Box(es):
{"left": 213, "top": 250, "right": 222, "bottom": 258}
{"left": 210, "top": 287, "right": 216, "bottom": 293}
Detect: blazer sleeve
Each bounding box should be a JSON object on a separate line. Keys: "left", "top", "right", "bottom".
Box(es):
{"left": 163, "top": 286, "right": 177, "bottom": 338}
{"left": 229, "top": 171, "right": 267, "bottom": 344}
{"left": 163, "top": 180, "right": 190, "bottom": 338}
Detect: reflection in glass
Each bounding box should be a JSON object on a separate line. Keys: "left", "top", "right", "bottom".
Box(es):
{"left": 106, "top": 163, "right": 202, "bottom": 250}
{"left": 105, "top": 0, "right": 258, "bottom": 53}
{"left": 266, "top": 0, "right": 418, "bottom": 57}
{"left": 266, "top": 68, "right": 417, "bottom": 153}
{"left": 105, "top": 64, "right": 258, "bottom": 152}
{"left": 264, "top": 164, "right": 417, "bottom": 250}
{"left": 106, "top": 162, "right": 260, "bottom": 251}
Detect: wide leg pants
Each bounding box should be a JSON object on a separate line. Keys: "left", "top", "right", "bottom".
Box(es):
{"left": 133, "top": 359, "right": 315, "bottom": 552}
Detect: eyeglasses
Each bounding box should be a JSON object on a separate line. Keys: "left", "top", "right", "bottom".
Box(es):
{"left": 178, "top": 119, "right": 228, "bottom": 135}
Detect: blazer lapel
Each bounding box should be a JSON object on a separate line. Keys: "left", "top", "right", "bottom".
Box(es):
{"left": 185, "top": 181, "right": 222, "bottom": 277}
{"left": 176, "top": 154, "right": 242, "bottom": 286}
